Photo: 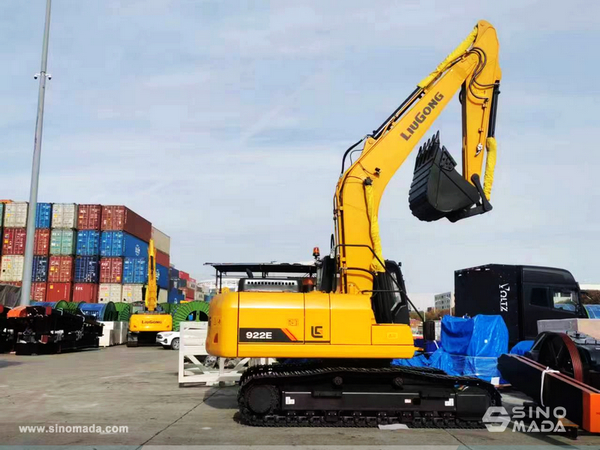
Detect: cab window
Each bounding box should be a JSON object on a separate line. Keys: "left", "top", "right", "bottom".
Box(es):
{"left": 526, "top": 285, "right": 578, "bottom": 312}
{"left": 553, "top": 290, "right": 578, "bottom": 312}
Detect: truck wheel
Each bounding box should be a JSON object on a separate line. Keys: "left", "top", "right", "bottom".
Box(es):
{"left": 171, "top": 338, "right": 180, "bottom": 350}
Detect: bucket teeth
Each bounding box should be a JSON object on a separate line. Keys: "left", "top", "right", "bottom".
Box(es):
{"left": 415, "top": 131, "right": 441, "bottom": 170}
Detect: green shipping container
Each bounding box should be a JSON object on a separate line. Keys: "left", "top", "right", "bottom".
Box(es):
{"left": 0, "top": 203, "right": 4, "bottom": 226}
{"left": 50, "top": 229, "right": 76, "bottom": 255}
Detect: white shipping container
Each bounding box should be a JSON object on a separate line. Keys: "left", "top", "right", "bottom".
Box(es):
{"left": 0, "top": 255, "right": 25, "bottom": 282}
{"left": 158, "top": 289, "right": 167, "bottom": 304}
{"left": 122, "top": 284, "right": 143, "bottom": 303}
{"left": 151, "top": 226, "right": 171, "bottom": 255}
{"left": 188, "top": 280, "right": 197, "bottom": 289}
{"left": 52, "top": 203, "right": 77, "bottom": 229}
{"left": 99, "top": 284, "right": 122, "bottom": 304}
{"left": 3, "top": 202, "right": 28, "bottom": 228}
{"left": 194, "top": 290, "right": 203, "bottom": 301}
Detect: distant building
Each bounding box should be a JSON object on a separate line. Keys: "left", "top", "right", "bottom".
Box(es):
{"left": 434, "top": 291, "right": 453, "bottom": 311}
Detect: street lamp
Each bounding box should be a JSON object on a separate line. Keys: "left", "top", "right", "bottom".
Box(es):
{"left": 20, "top": 0, "right": 52, "bottom": 306}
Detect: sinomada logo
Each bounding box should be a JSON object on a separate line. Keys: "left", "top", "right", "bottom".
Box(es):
{"left": 483, "top": 406, "right": 568, "bottom": 433}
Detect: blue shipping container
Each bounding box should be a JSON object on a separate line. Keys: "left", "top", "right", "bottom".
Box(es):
{"left": 35, "top": 203, "right": 52, "bottom": 228}
{"left": 32, "top": 256, "right": 49, "bottom": 282}
{"left": 123, "top": 257, "right": 148, "bottom": 284}
{"left": 74, "top": 256, "right": 100, "bottom": 283}
{"left": 76, "top": 230, "right": 101, "bottom": 256}
{"left": 100, "top": 231, "right": 149, "bottom": 258}
{"left": 168, "top": 289, "right": 184, "bottom": 304}
{"left": 170, "top": 268, "right": 179, "bottom": 280}
{"left": 157, "top": 264, "right": 169, "bottom": 289}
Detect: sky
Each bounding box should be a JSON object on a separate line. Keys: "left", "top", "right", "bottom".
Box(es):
{"left": 1, "top": 1, "right": 599, "bottom": 309}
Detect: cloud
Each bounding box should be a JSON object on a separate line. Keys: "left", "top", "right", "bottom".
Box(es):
{"left": 1, "top": 1, "right": 599, "bottom": 306}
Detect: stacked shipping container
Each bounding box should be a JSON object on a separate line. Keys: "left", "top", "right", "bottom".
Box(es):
{"left": 152, "top": 226, "right": 171, "bottom": 308}
{"left": 49, "top": 204, "right": 77, "bottom": 302}
{"left": 0, "top": 203, "right": 52, "bottom": 300}
{"left": 33, "top": 204, "right": 52, "bottom": 302}
{"left": 99, "top": 207, "right": 154, "bottom": 304}
{"left": 0, "top": 203, "right": 27, "bottom": 286}
{"left": 0, "top": 201, "right": 195, "bottom": 306}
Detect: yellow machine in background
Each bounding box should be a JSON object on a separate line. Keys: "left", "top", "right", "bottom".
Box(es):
{"left": 127, "top": 239, "right": 172, "bottom": 347}
{"left": 208, "top": 21, "right": 503, "bottom": 427}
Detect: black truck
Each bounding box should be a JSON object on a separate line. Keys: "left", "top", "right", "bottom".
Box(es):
{"left": 455, "top": 264, "right": 587, "bottom": 344}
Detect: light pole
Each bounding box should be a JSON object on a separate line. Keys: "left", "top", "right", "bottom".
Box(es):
{"left": 21, "top": 0, "right": 52, "bottom": 306}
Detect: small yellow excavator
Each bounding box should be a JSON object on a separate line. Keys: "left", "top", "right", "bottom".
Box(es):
{"left": 208, "top": 20, "right": 503, "bottom": 427}
{"left": 127, "top": 239, "right": 172, "bottom": 347}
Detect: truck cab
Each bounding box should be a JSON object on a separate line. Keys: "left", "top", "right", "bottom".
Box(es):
{"left": 455, "top": 264, "right": 585, "bottom": 344}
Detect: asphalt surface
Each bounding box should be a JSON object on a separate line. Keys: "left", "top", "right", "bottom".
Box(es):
{"left": 1, "top": 345, "right": 599, "bottom": 448}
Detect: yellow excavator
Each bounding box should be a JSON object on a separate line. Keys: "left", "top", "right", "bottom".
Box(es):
{"left": 207, "top": 20, "right": 502, "bottom": 426}
{"left": 127, "top": 239, "right": 173, "bottom": 346}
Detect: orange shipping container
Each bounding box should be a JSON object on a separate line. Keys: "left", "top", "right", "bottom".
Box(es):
{"left": 34, "top": 229, "right": 51, "bottom": 256}
{"left": 99, "top": 257, "right": 123, "bottom": 284}
{"left": 73, "top": 283, "right": 98, "bottom": 303}
{"left": 2, "top": 228, "right": 27, "bottom": 255}
{"left": 101, "top": 206, "right": 151, "bottom": 242}
{"left": 31, "top": 282, "right": 47, "bottom": 302}
{"left": 156, "top": 249, "right": 169, "bottom": 267}
{"left": 48, "top": 256, "right": 74, "bottom": 283}
{"left": 77, "top": 204, "right": 102, "bottom": 230}
{"left": 47, "top": 282, "right": 72, "bottom": 302}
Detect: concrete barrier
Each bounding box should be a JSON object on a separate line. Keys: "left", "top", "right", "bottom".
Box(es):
{"left": 99, "top": 321, "right": 128, "bottom": 347}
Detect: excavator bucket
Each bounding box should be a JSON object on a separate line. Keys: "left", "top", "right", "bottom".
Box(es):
{"left": 409, "top": 132, "right": 481, "bottom": 222}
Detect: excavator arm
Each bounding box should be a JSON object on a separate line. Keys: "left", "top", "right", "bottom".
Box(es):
{"left": 145, "top": 238, "right": 158, "bottom": 312}
{"left": 334, "top": 20, "right": 502, "bottom": 294}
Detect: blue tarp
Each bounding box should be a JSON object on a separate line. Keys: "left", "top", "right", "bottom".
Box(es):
{"left": 440, "top": 316, "right": 473, "bottom": 354}
{"left": 414, "top": 337, "right": 440, "bottom": 354}
{"left": 392, "top": 315, "right": 509, "bottom": 383}
{"left": 585, "top": 304, "right": 600, "bottom": 318}
{"left": 429, "top": 349, "right": 465, "bottom": 376}
{"left": 464, "top": 356, "right": 502, "bottom": 383}
{"left": 510, "top": 340, "right": 534, "bottom": 355}
{"left": 467, "top": 315, "right": 508, "bottom": 357}
{"left": 391, "top": 354, "right": 430, "bottom": 367}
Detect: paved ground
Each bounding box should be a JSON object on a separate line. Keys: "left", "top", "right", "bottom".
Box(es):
{"left": 1, "top": 346, "right": 599, "bottom": 448}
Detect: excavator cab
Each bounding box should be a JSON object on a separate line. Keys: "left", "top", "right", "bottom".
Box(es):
{"left": 409, "top": 132, "right": 491, "bottom": 223}
{"left": 317, "top": 256, "right": 410, "bottom": 326}
{"left": 371, "top": 260, "right": 410, "bottom": 325}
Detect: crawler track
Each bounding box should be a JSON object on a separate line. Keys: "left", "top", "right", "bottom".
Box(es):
{"left": 238, "top": 363, "right": 501, "bottom": 428}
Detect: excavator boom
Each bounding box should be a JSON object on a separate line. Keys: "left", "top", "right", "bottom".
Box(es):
{"left": 335, "top": 20, "right": 501, "bottom": 294}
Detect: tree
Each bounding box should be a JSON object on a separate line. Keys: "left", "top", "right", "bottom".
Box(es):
{"left": 582, "top": 290, "right": 600, "bottom": 304}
